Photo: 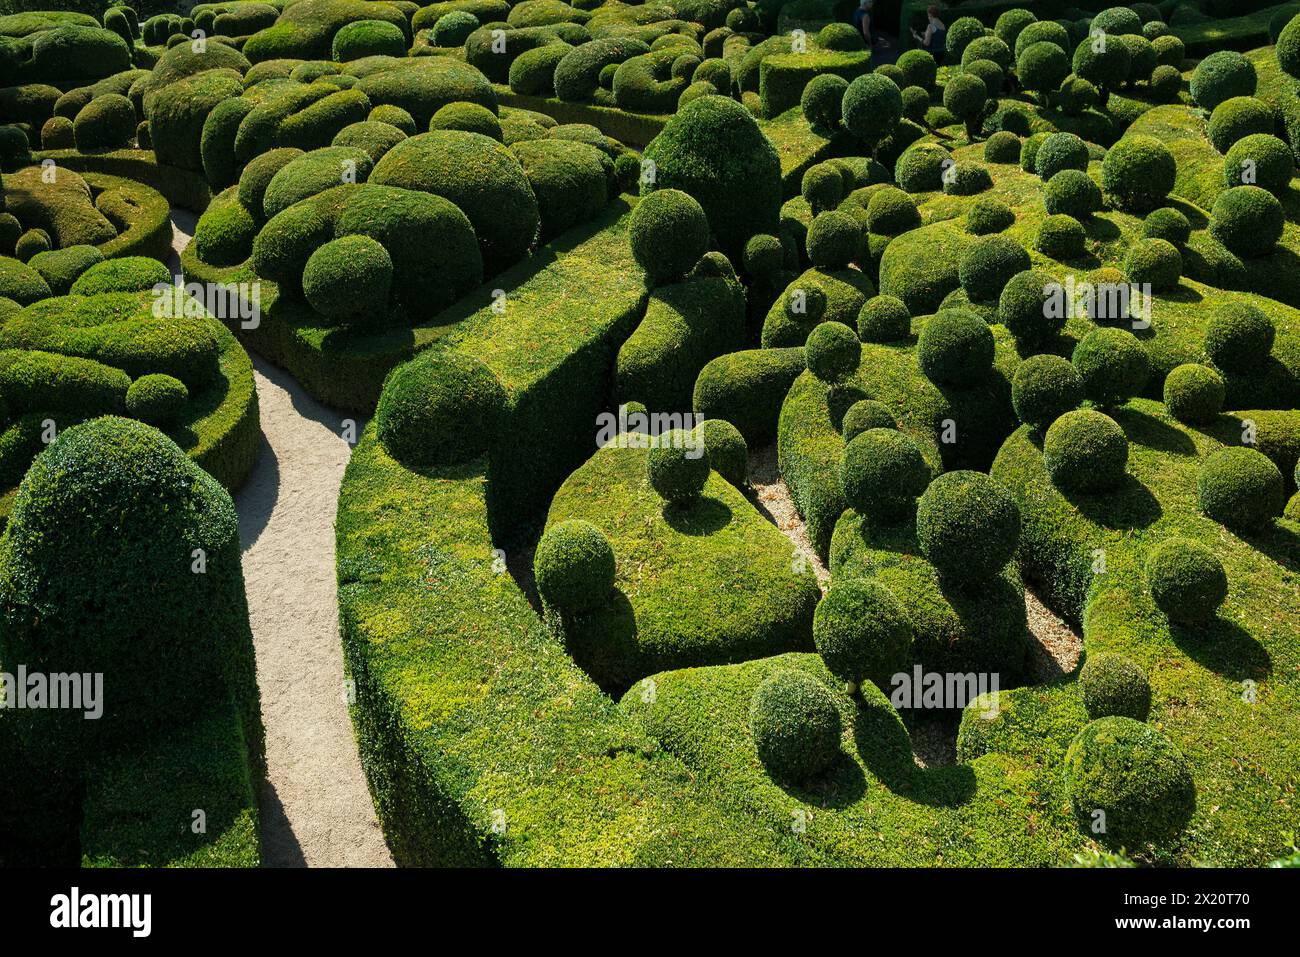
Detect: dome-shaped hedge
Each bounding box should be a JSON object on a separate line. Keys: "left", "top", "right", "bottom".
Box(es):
{"left": 802, "top": 72, "right": 848, "bottom": 129}
{"left": 1065, "top": 717, "right": 1195, "bottom": 849}
{"left": 1209, "top": 185, "right": 1284, "bottom": 259}
{"left": 1163, "top": 363, "right": 1224, "bottom": 424}
{"left": 1012, "top": 354, "right": 1083, "bottom": 431}
{"left": 1123, "top": 237, "right": 1181, "bottom": 292}
{"left": 302, "top": 234, "right": 394, "bottom": 328}
{"left": 648, "top": 433, "right": 711, "bottom": 504}
{"left": 842, "top": 73, "right": 904, "bottom": 145}
{"left": 946, "top": 17, "right": 987, "bottom": 63}
{"left": 1197, "top": 446, "right": 1285, "bottom": 531}
{"left": 942, "top": 72, "right": 988, "bottom": 139}
{"left": 915, "top": 470, "right": 1020, "bottom": 584}
{"left": 1146, "top": 537, "right": 1228, "bottom": 624}
{"left": 73, "top": 93, "right": 135, "bottom": 151}
{"left": 1142, "top": 206, "right": 1191, "bottom": 246}
{"left": 1000, "top": 269, "right": 1065, "bottom": 345}
{"left": 628, "top": 187, "right": 709, "bottom": 285}
{"left": 1057, "top": 74, "right": 1099, "bottom": 115}
{"left": 1101, "top": 135, "right": 1175, "bottom": 212}
{"left": 1205, "top": 301, "right": 1275, "bottom": 372}
{"left": 1072, "top": 34, "right": 1131, "bottom": 98}
{"left": 749, "top": 669, "right": 843, "bottom": 783}
{"left": 1080, "top": 653, "right": 1151, "bottom": 721}
{"left": 802, "top": 162, "right": 843, "bottom": 214}
{"left": 1072, "top": 327, "right": 1149, "bottom": 407}
{"left": 1035, "top": 131, "right": 1089, "bottom": 180}
{"left": 333, "top": 19, "right": 407, "bottom": 61}
{"left": 943, "top": 161, "right": 994, "bottom": 196}
{"left": 918, "top": 308, "right": 995, "bottom": 386}
{"left": 1036, "top": 213, "right": 1087, "bottom": 259}
{"left": 966, "top": 196, "right": 1015, "bottom": 234}
{"left": 858, "top": 294, "right": 910, "bottom": 342}
{"left": 697, "top": 418, "right": 748, "bottom": 488}
{"left": 1190, "top": 49, "right": 1256, "bottom": 110}
{"left": 1045, "top": 168, "right": 1101, "bottom": 218}
{"left": 1224, "top": 133, "right": 1294, "bottom": 195}
{"left": 806, "top": 320, "right": 861, "bottom": 385}
{"left": 1280, "top": 12, "right": 1300, "bottom": 80}
{"left": 814, "top": 578, "right": 912, "bottom": 692}
{"left": 895, "top": 143, "right": 951, "bottom": 192}
{"left": 433, "top": 11, "right": 480, "bottom": 47}
{"left": 840, "top": 427, "right": 930, "bottom": 523}
{"left": 1207, "top": 96, "right": 1274, "bottom": 154}
{"left": 807, "top": 210, "right": 862, "bottom": 270}
{"left": 430, "top": 102, "right": 503, "bottom": 140}
{"left": 842, "top": 399, "right": 897, "bottom": 441}
{"left": 1043, "top": 409, "right": 1129, "bottom": 493}
{"left": 959, "top": 234, "right": 1031, "bottom": 303}
{"left": 534, "top": 519, "right": 616, "bottom": 613}
{"left": 984, "top": 130, "right": 1021, "bottom": 164}
{"left": 125, "top": 373, "right": 189, "bottom": 427}
{"left": 1017, "top": 40, "right": 1069, "bottom": 101}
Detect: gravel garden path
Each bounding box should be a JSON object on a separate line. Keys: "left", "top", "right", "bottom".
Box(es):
{"left": 169, "top": 212, "right": 393, "bottom": 868}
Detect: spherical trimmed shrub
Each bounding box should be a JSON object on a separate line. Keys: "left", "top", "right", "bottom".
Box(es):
{"left": 648, "top": 434, "right": 711, "bottom": 504}
{"left": 874, "top": 63, "right": 905, "bottom": 88}
{"left": 302, "top": 234, "right": 394, "bottom": 328}
{"left": 370, "top": 104, "right": 417, "bottom": 135}
{"left": 1035, "top": 131, "right": 1089, "bottom": 180}
{"left": 1198, "top": 446, "right": 1285, "bottom": 531}
{"left": 962, "top": 34, "right": 1012, "bottom": 70}
{"left": 749, "top": 669, "right": 843, "bottom": 783}
{"left": 842, "top": 73, "right": 904, "bottom": 145}
{"left": 916, "top": 470, "right": 1020, "bottom": 583}
{"left": 1072, "top": 327, "right": 1149, "bottom": 407}
{"left": 1164, "top": 363, "right": 1225, "bottom": 424}
{"left": 628, "top": 188, "right": 709, "bottom": 285}
{"left": 840, "top": 427, "right": 930, "bottom": 523}
{"left": 534, "top": 519, "right": 616, "bottom": 614}
{"left": 1043, "top": 409, "right": 1128, "bottom": 492}
{"left": 1057, "top": 74, "right": 1099, "bottom": 115}
{"left": 1019, "top": 131, "right": 1049, "bottom": 172}
{"left": 1119, "top": 33, "right": 1157, "bottom": 83}
{"left": 696, "top": 418, "right": 747, "bottom": 488}
{"left": 917, "top": 308, "right": 994, "bottom": 387}
{"left": 959, "top": 234, "right": 1030, "bottom": 303}
{"left": 73, "top": 93, "right": 135, "bottom": 151}
{"left": 1065, "top": 717, "right": 1195, "bottom": 849}
{"left": 124, "top": 373, "right": 189, "bottom": 427}
{"left": 1000, "top": 269, "right": 1066, "bottom": 345}
{"left": 966, "top": 196, "right": 1015, "bottom": 234}
{"left": 16, "top": 229, "right": 52, "bottom": 263}
{"left": 1018, "top": 40, "right": 1069, "bottom": 103}
{"left": 1281, "top": 13, "right": 1300, "bottom": 80}
{"left": 802, "top": 72, "right": 848, "bottom": 129}
{"left": 1146, "top": 537, "right": 1228, "bottom": 624}
{"left": 1210, "top": 185, "right": 1284, "bottom": 258}
{"left": 865, "top": 186, "right": 920, "bottom": 235}
{"left": 1224, "top": 133, "right": 1294, "bottom": 195}
{"left": 1080, "top": 653, "right": 1151, "bottom": 721}
{"left": 41, "top": 116, "right": 76, "bottom": 150}
{"left": 814, "top": 578, "right": 911, "bottom": 693}
{"left": 1205, "top": 301, "right": 1275, "bottom": 373}
{"left": 897, "top": 47, "right": 938, "bottom": 91}
{"left": 1142, "top": 207, "right": 1191, "bottom": 246}
{"left": 1012, "top": 354, "right": 1084, "bottom": 431}
{"left": 842, "top": 399, "right": 897, "bottom": 441}
{"left": 1036, "top": 213, "right": 1087, "bottom": 260}
{"left": 432, "top": 11, "right": 479, "bottom": 47}
{"left": 1124, "top": 237, "right": 1182, "bottom": 292}
{"left": 1148, "top": 63, "right": 1182, "bottom": 102}
{"left": 1091, "top": 6, "right": 1142, "bottom": 35}
{"left": 858, "top": 294, "right": 910, "bottom": 342}
{"left": 1101, "top": 135, "right": 1175, "bottom": 212}
{"left": 901, "top": 85, "right": 930, "bottom": 124}
{"left": 1207, "top": 96, "right": 1275, "bottom": 154}
{"left": 1152, "top": 33, "right": 1184, "bottom": 68}
{"left": 942, "top": 72, "right": 988, "bottom": 140}
{"left": 429, "top": 102, "right": 502, "bottom": 140}
{"left": 946, "top": 17, "right": 987, "bottom": 63}
{"left": 802, "top": 162, "right": 843, "bottom": 214}
{"left": 1014, "top": 20, "right": 1069, "bottom": 59}
{"left": 943, "top": 161, "right": 993, "bottom": 196}
{"left": 806, "top": 321, "right": 862, "bottom": 386}
{"left": 807, "top": 210, "right": 861, "bottom": 270}
{"left": 743, "top": 233, "right": 783, "bottom": 279}
{"left": 1072, "top": 34, "right": 1131, "bottom": 99}
{"left": 895, "top": 143, "right": 951, "bottom": 192}
{"left": 333, "top": 19, "right": 407, "bottom": 61}
{"left": 984, "top": 130, "right": 1021, "bottom": 164}
{"left": 965, "top": 58, "right": 1006, "bottom": 99}
{"left": 1190, "top": 49, "right": 1256, "bottom": 111}
{"left": 376, "top": 349, "right": 507, "bottom": 468}
{"left": 1045, "top": 168, "right": 1101, "bottom": 219}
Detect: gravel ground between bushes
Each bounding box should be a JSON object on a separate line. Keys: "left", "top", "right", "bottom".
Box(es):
{"left": 169, "top": 212, "right": 393, "bottom": 868}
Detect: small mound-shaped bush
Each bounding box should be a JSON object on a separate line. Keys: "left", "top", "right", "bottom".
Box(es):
{"left": 70, "top": 257, "right": 171, "bottom": 296}
{"left": 1123, "top": 237, "right": 1181, "bottom": 292}
{"left": 697, "top": 418, "right": 747, "bottom": 488}
{"left": 534, "top": 519, "right": 616, "bottom": 613}
{"left": 814, "top": 578, "right": 911, "bottom": 691}
{"left": 1206, "top": 93, "right": 1272, "bottom": 156}
{"left": 1190, "top": 49, "right": 1256, "bottom": 111}
{"left": 966, "top": 196, "right": 1015, "bottom": 234}
{"left": 124, "top": 373, "right": 188, "bottom": 427}
{"left": 302, "top": 234, "right": 394, "bottom": 328}
{"left": 1012, "top": 354, "right": 1083, "bottom": 431}
{"left": 749, "top": 670, "right": 842, "bottom": 784}
{"left": 1057, "top": 74, "right": 1099, "bottom": 115}
{"left": 1101, "top": 135, "right": 1175, "bottom": 212}
{"left": 801, "top": 72, "right": 848, "bottom": 129}
{"left": 916, "top": 470, "right": 1020, "bottom": 584}
{"left": 865, "top": 186, "right": 919, "bottom": 235}
{"left": 1043, "top": 409, "right": 1129, "bottom": 493}
{"left": 895, "top": 143, "right": 951, "bottom": 192}
{"left": 984, "top": 130, "right": 1021, "bottom": 164}
{"left": 1205, "top": 301, "right": 1274, "bottom": 373}
{"left": 1035, "top": 131, "right": 1089, "bottom": 180}
{"left": 1146, "top": 537, "right": 1228, "bottom": 624}
{"left": 918, "top": 308, "right": 994, "bottom": 386}
{"left": 959, "top": 234, "right": 1030, "bottom": 303}
{"left": 1224, "top": 133, "right": 1294, "bottom": 195}
{"left": 858, "top": 295, "right": 910, "bottom": 342}
{"left": 901, "top": 85, "right": 930, "bottom": 124}
{"left": 1149, "top": 64, "right": 1182, "bottom": 102}
{"left": 806, "top": 320, "right": 861, "bottom": 385}
{"left": 1045, "top": 168, "right": 1101, "bottom": 218}
{"left": 1163, "top": 363, "right": 1224, "bottom": 424}
{"left": 943, "top": 161, "right": 993, "bottom": 196}
{"left": 1079, "top": 653, "right": 1151, "bottom": 721}
{"left": 1197, "top": 446, "right": 1285, "bottom": 531}
{"left": 807, "top": 210, "right": 861, "bottom": 271}
{"left": 842, "top": 399, "right": 896, "bottom": 441}
{"left": 333, "top": 19, "right": 407, "bottom": 61}
{"left": 429, "top": 102, "right": 502, "bottom": 140}
{"left": 801, "top": 163, "right": 843, "bottom": 214}
{"left": 840, "top": 427, "right": 930, "bottom": 523}
{"left": 1142, "top": 207, "right": 1190, "bottom": 246}
{"left": 73, "top": 93, "right": 135, "bottom": 151}
{"left": 433, "top": 11, "right": 479, "bottom": 47}
{"left": 647, "top": 434, "right": 711, "bottom": 504}
{"left": 376, "top": 349, "right": 506, "bottom": 468}
{"left": 1000, "top": 269, "right": 1065, "bottom": 345}
{"left": 1209, "top": 185, "right": 1284, "bottom": 259}
{"left": 1072, "top": 327, "right": 1148, "bottom": 407}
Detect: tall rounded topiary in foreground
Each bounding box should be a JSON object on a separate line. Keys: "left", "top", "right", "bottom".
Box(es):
{"left": 1146, "top": 537, "right": 1228, "bottom": 625}
{"left": 534, "top": 519, "right": 616, "bottom": 614}
{"left": 1080, "top": 653, "right": 1151, "bottom": 721}
{"left": 1101, "top": 135, "right": 1175, "bottom": 212}
{"left": 648, "top": 431, "right": 711, "bottom": 504}
{"left": 641, "top": 95, "right": 781, "bottom": 260}
{"left": 1043, "top": 409, "right": 1129, "bottom": 493}
{"left": 1197, "top": 446, "right": 1285, "bottom": 531}
{"left": 1012, "top": 354, "right": 1084, "bottom": 432}
{"left": 813, "top": 578, "right": 912, "bottom": 692}
{"left": 1072, "top": 327, "right": 1149, "bottom": 408}
{"left": 0, "top": 417, "right": 253, "bottom": 752}
{"left": 376, "top": 349, "right": 507, "bottom": 468}
{"left": 1065, "top": 717, "right": 1195, "bottom": 850}
{"left": 918, "top": 309, "right": 994, "bottom": 387}
{"left": 1205, "top": 302, "right": 1275, "bottom": 373}
{"left": 628, "top": 188, "right": 709, "bottom": 285}
{"left": 802, "top": 73, "right": 848, "bottom": 129}
{"left": 750, "top": 669, "right": 843, "bottom": 784}
{"left": 840, "top": 427, "right": 930, "bottom": 524}
{"left": 915, "top": 470, "right": 1020, "bottom": 585}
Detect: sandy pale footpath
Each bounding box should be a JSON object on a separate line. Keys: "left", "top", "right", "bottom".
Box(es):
{"left": 170, "top": 212, "right": 393, "bottom": 867}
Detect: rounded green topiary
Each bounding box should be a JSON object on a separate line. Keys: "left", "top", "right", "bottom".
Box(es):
{"left": 15, "top": 229, "right": 52, "bottom": 263}
{"left": 1091, "top": 6, "right": 1142, "bottom": 35}
{"left": 916, "top": 470, "right": 1020, "bottom": 583}
{"left": 842, "top": 73, "right": 904, "bottom": 146}
{"left": 963, "top": 34, "right": 1012, "bottom": 71}
{"left": 432, "top": 11, "right": 480, "bottom": 47}
{"left": 333, "top": 19, "right": 407, "bottom": 61}
{"left": 743, "top": 233, "right": 783, "bottom": 279}
{"left": 801, "top": 162, "right": 843, "bottom": 214}
{"left": 1142, "top": 207, "right": 1191, "bottom": 246}
{"left": 1209, "top": 185, "right": 1284, "bottom": 258}
{"left": 41, "top": 116, "right": 76, "bottom": 150}
{"left": 1072, "top": 327, "right": 1149, "bottom": 407}
{"left": 946, "top": 17, "right": 987, "bottom": 63}
{"left": 333, "top": 120, "right": 408, "bottom": 163}
{"left": 900, "top": 85, "right": 930, "bottom": 124}
{"left": 1101, "top": 134, "right": 1175, "bottom": 212}
{"left": 1280, "top": 13, "right": 1300, "bottom": 80}
{"left": 534, "top": 519, "right": 616, "bottom": 613}
{"left": 1123, "top": 237, "right": 1182, "bottom": 292}
{"left": 806, "top": 210, "right": 861, "bottom": 270}
{"left": 302, "top": 234, "right": 394, "bottom": 328}
{"left": 1014, "top": 20, "right": 1069, "bottom": 59}
{"left": 1035, "top": 131, "right": 1089, "bottom": 180}
{"left": 805, "top": 320, "right": 861, "bottom": 385}
{"left": 897, "top": 47, "right": 938, "bottom": 91}
{"left": 1000, "top": 269, "right": 1065, "bottom": 345}
{"left": 647, "top": 433, "right": 711, "bottom": 504}
{"left": 1163, "top": 363, "right": 1224, "bottom": 424}
{"left": 1080, "top": 653, "right": 1151, "bottom": 721}
{"left": 124, "top": 373, "right": 189, "bottom": 427}
{"left": 237, "top": 147, "right": 304, "bottom": 220}
{"left": 943, "top": 161, "right": 993, "bottom": 196}
{"left": 840, "top": 427, "right": 930, "bottom": 524}
{"left": 749, "top": 669, "right": 843, "bottom": 783}
{"left": 1190, "top": 49, "right": 1256, "bottom": 111}
{"left": 429, "top": 102, "right": 502, "bottom": 140}
{"left": 28, "top": 246, "right": 105, "bottom": 296}
{"left": 984, "top": 130, "right": 1021, "bottom": 164}
{"left": 1017, "top": 40, "right": 1069, "bottom": 103}
{"left": 376, "top": 349, "right": 507, "bottom": 468}
{"left": 1045, "top": 168, "right": 1101, "bottom": 218}
{"left": 1065, "top": 716, "right": 1195, "bottom": 849}
{"left": 1152, "top": 33, "right": 1184, "bottom": 68}
{"left": 70, "top": 256, "right": 171, "bottom": 296}
{"left": 370, "top": 104, "right": 417, "bottom": 135}
{"left": 1057, "top": 74, "right": 1099, "bottom": 115}
{"left": 1043, "top": 408, "right": 1129, "bottom": 492}
{"left": 918, "top": 308, "right": 994, "bottom": 386}
{"left": 865, "top": 186, "right": 919, "bottom": 235}
{"left": 1207, "top": 96, "right": 1274, "bottom": 154}
{"left": 842, "top": 399, "right": 896, "bottom": 441}
{"left": 1146, "top": 537, "right": 1228, "bottom": 624}
{"left": 801, "top": 72, "right": 848, "bottom": 129}
{"left": 628, "top": 187, "right": 709, "bottom": 286}
{"left": 942, "top": 72, "right": 988, "bottom": 141}
{"left": 895, "top": 142, "right": 951, "bottom": 192}
{"left": 1148, "top": 63, "right": 1182, "bottom": 102}
{"left": 1205, "top": 301, "right": 1275, "bottom": 373}
{"left": 1223, "top": 133, "right": 1294, "bottom": 195}
{"left": 73, "top": 93, "right": 135, "bottom": 151}
{"left": 814, "top": 578, "right": 911, "bottom": 691}
{"left": 965, "top": 196, "right": 1015, "bottom": 234}
{"left": 1072, "top": 34, "right": 1130, "bottom": 100}
{"left": 696, "top": 418, "right": 747, "bottom": 488}
{"left": 965, "top": 58, "right": 1006, "bottom": 99}
{"left": 858, "top": 294, "right": 910, "bottom": 343}
{"left": 1012, "top": 353, "right": 1083, "bottom": 431}
{"left": 959, "top": 234, "right": 1031, "bottom": 303}
{"left": 1197, "top": 446, "right": 1285, "bottom": 531}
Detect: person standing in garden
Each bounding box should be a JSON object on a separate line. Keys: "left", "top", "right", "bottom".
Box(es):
{"left": 912, "top": 5, "right": 947, "bottom": 64}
